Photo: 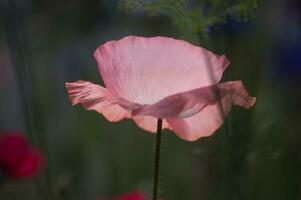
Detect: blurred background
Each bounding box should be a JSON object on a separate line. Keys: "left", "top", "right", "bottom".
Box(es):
{"left": 0, "top": 0, "right": 301, "bottom": 199}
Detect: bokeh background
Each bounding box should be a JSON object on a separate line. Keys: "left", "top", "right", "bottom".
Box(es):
{"left": 1, "top": 0, "right": 301, "bottom": 199}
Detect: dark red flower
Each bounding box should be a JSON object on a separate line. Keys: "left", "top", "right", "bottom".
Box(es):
{"left": 98, "top": 190, "right": 146, "bottom": 200}
{"left": 0, "top": 131, "right": 45, "bottom": 179}
{"left": 115, "top": 191, "right": 145, "bottom": 200}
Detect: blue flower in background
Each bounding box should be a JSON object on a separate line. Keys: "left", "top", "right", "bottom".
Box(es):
{"left": 207, "top": 17, "right": 255, "bottom": 35}
{"left": 274, "top": 36, "right": 301, "bottom": 83}
{"left": 269, "top": 0, "right": 301, "bottom": 85}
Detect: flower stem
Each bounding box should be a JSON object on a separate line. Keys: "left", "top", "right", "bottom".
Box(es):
{"left": 152, "top": 118, "right": 163, "bottom": 200}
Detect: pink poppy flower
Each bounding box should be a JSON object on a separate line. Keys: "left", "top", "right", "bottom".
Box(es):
{"left": 0, "top": 131, "right": 45, "bottom": 179}
{"left": 98, "top": 190, "right": 145, "bottom": 200}
{"left": 66, "top": 36, "right": 255, "bottom": 141}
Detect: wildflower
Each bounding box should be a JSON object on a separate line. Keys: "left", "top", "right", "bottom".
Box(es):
{"left": 0, "top": 131, "right": 45, "bottom": 179}
{"left": 98, "top": 190, "right": 145, "bottom": 200}
{"left": 66, "top": 36, "right": 255, "bottom": 141}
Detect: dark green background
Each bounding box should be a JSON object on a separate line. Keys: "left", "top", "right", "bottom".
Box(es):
{"left": 0, "top": 0, "right": 301, "bottom": 199}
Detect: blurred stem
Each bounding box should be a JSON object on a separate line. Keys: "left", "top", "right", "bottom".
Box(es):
{"left": 152, "top": 118, "right": 163, "bottom": 200}
{"left": 1, "top": 0, "right": 53, "bottom": 199}
{"left": 197, "top": 31, "right": 225, "bottom": 119}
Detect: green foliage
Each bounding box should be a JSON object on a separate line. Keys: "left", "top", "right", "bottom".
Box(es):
{"left": 119, "top": 0, "right": 259, "bottom": 38}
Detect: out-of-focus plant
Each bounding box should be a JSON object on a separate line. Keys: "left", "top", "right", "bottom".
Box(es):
{"left": 0, "top": 131, "right": 45, "bottom": 180}
{"left": 119, "top": 0, "right": 259, "bottom": 39}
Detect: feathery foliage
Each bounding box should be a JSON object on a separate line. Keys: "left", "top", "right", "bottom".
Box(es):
{"left": 119, "top": 0, "right": 259, "bottom": 38}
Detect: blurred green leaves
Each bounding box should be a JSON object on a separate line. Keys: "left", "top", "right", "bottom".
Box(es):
{"left": 119, "top": 0, "right": 259, "bottom": 38}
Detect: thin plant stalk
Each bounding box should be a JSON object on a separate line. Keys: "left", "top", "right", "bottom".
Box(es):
{"left": 152, "top": 118, "right": 163, "bottom": 200}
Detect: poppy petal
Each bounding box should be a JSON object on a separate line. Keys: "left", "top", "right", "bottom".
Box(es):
{"left": 0, "top": 133, "right": 28, "bottom": 170}
{"left": 9, "top": 150, "right": 45, "bottom": 178}
{"left": 115, "top": 190, "right": 145, "bottom": 200}
{"left": 132, "top": 81, "right": 255, "bottom": 119}
{"left": 133, "top": 116, "right": 170, "bottom": 133}
{"left": 65, "top": 80, "right": 132, "bottom": 122}
{"left": 165, "top": 81, "right": 256, "bottom": 141}
{"left": 94, "top": 36, "right": 229, "bottom": 105}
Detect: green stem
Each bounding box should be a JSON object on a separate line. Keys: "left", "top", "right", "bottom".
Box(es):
{"left": 152, "top": 118, "right": 163, "bottom": 200}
